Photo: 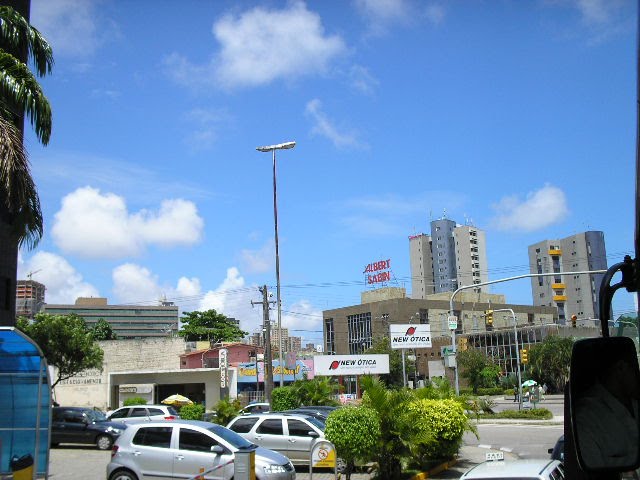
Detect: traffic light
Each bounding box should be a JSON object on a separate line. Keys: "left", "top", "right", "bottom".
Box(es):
{"left": 485, "top": 310, "right": 494, "bottom": 326}
{"left": 521, "top": 348, "right": 528, "bottom": 364}
{"left": 571, "top": 314, "right": 577, "bottom": 328}
{"left": 457, "top": 337, "right": 468, "bottom": 351}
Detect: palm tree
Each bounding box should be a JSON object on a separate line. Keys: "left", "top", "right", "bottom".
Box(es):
{"left": 0, "top": 3, "right": 53, "bottom": 326}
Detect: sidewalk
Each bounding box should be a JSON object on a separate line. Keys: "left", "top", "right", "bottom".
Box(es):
{"left": 296, "top": 445, "right": 520, "bottom": 479}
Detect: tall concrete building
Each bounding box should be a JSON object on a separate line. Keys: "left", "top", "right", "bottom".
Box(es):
{"left": 528, "top": 231, "right": 607, "bottom": 324}
{"left": 16, "top": 280, "right": 46, "bottom": 319}
{"left": 44, "top": 297, "right": 179, "bottom": 338}
{"left": 409, "top": 217, "right": 489, "bottom": 298}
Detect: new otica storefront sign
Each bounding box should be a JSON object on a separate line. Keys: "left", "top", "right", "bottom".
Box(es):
{"left": 314, "top": 354, "right": 390, "bottom": 376}
{"left": 389, "top": 324, "right": 432, "bottom": 349}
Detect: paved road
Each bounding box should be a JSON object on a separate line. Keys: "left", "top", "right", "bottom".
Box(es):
{"left": 48, "top": 446, "right": 369, "bottom": 480}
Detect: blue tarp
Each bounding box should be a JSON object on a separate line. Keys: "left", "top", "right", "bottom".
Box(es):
{"left": 0, "top": 327, "right": 50, "bottom": 478}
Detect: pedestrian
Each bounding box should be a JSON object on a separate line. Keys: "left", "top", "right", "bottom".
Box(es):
{"left": 513, "top": 386, "right": 519, "bottom": 402}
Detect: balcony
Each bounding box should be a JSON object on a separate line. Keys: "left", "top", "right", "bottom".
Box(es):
{"left": 548, "top": 248, "right": 562, "bottom": 256}
{"left": 553, "top": 295, "right": 568, "bottom": 302}
{"left": 551, "top": 283, "right": 566, "bottom": 290}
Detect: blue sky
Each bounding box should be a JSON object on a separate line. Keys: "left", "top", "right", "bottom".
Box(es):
{"left": 18, "top": 0, "right": 637, "bottom": 345}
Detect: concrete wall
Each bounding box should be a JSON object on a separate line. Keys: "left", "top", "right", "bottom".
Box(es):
{"left": 52, "top": 338, "right": 205, "bottom": 410}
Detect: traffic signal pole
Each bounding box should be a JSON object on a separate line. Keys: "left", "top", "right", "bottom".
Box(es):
{"left": 448, "top": 269, "right": 607, "bottom": 395}
{"left": 492, "top": 308, "right": 523, "bottom": 411}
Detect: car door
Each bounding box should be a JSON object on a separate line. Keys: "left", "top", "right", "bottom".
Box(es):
{"left": 251, "top": 418, "right": 288, "bottom": 457}
{"left": 62, "top": 410, "right": 92, "bottom": 445}
{"left": 172, "top": 427, "right": 233, "bottom": 479}
{"left": 285, "top": 418, "right": 319, "bottom": 463}
{"left": 129, "top": 425, "right": 174, "bottom": 480}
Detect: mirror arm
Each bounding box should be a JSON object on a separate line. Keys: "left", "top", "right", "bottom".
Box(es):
{"left": 598, "top": 256, "right": 637, "bottom": 337}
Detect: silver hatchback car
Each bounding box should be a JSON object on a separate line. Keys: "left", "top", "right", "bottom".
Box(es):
{"left": 226, "top": 413, "right": 329, "bottom": 467}
{"left": 107, "top": 420, "right": 295, "bottom": 480}
{"left": 107, "top": 405, "right": 180, "bottom": 424}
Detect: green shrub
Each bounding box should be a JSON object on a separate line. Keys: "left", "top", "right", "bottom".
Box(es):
{"left": 477, "top": 408, "right": 553, "bottom": 420}
{"left": 271, "top": 386, "right": 300, "bottom": 411}
{"left": 179, "top": 403, "right": 205, "bottom": 420}
{"left": 212, "top": 398, "right": 242, "bottom": 425}
{"left": 123, "top": 397, "right": 147, "bottom": 406}
{"left": 408, "top": 398, "right": 469, "bottom": 465}
{"left": 325, "top": 407, "right": 380, "bottom": 480}
{"left": 476, "top": 387, "right": 504, "bottom": 396}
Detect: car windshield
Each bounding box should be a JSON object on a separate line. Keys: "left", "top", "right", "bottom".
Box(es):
{"left": 85, "top": 410, "right": 107, "bottom": 422}
{"left": 208, "top": 424, "right": 256, "bottom": 450}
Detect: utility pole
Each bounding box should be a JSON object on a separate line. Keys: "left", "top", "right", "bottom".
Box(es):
{"left": 251, "top": 285, "right": 275, "bottom": 403}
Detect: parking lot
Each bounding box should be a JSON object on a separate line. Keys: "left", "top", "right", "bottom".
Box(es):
{"left": 48, "top": 446, "right": 369, "bottom": 480}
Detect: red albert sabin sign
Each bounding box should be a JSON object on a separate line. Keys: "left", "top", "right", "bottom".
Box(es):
{"left": 363, "top": 258, "right": 391, "bottom": 284}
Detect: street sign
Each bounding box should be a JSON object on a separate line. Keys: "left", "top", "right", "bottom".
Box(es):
{"left": 448, "top": 315, "right": 458, "bottom": 330}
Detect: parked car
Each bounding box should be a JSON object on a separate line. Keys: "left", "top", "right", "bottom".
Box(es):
{"left": 107, "top": 420, "right": 295, "bottom": 480}
{"left": 240, "top": 402, "right": 271, "bottom": 415}
{"left": 281, "top": 406, "right": 338, "bottom": 422}
{"left": 106, "top": 404, "right": 180, "bottom": 424}
{"left": 51, "top": 406, "right": 128, "bottom": 450}
{"left": 227, "top": 412, "right": 344, "bottom": 471}
{"left": 548, "top": 435, "right": 564, "bottom": 462}
{"left": 460, "top": 458, "right": 565, "bottom": 480}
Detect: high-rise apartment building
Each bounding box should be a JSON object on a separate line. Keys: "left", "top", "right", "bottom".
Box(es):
{"left": 528, "top": 231, "right": 607, "bottom": 324}
{"left": 16, "top": 280, "right": 46, "bottom": 319}
{"left": 409, "top": 218, "right": 489, "bottom": 298}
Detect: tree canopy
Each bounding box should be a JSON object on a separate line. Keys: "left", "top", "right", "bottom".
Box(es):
{"left": 91, "top": 318, "right": 117, "bottom": 340}
{"left": 456, "top": 348, "right": 499, "bottom": 394}
{"left": 17, "top": 313, "right": 103, "bottom": 389}
{"left": 178, "top": 309, "right": 247, "bottom": 342}
{"left": 528, "top": 335, "right": 574, "bottom": 393}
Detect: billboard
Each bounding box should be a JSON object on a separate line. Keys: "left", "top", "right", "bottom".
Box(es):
{"left": 389, "top": 324, "right": 432, "bottom": 349}
{"left": 237, "top": 359, "right": 313, "bottom": 383}
{"left": 314, "top": 354, "right": 390, "bottom": 376}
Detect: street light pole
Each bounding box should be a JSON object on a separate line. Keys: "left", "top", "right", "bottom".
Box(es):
{"left": 448, "top": 269, "right": 608, "bottom": 395}
{"left": 256, "top": 141, "right": 296, "bottom": 388}
{"left": 492, "top": 308, "right": 522, "bottom": 411}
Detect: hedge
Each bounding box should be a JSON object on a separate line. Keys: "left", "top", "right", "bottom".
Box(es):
{"left": 271, "top": 386, "right": 300, "bottom": 411}
{"left": 479, "top": 408, "right": 553, "bottom": 420}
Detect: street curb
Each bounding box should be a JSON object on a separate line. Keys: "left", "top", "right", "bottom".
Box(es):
{"left": 408, "top": 456, "right": 459, "bottom": 480}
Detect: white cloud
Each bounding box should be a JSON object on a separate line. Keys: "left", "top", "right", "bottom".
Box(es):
{"left": 164, "top": 2, "right": 346, "bottom": 90}
{"left": 574, "top": 0, "right": 616, "bottom": 25}
{"left": 32, "top": 0, "right": 100, "bottom": 57}
{"left": 183, "top": 108, "right": 230, "bottom": 152}
{"left": 281, "top": 299, "right": 323, "bottom": 345}
{"left": 305, "top": 99, "right": 366, "bottom": 149}
{"left": 240, "top": 241, "right": 274, "bottom": 274}
{"left": 112, "top": 264, "right": 162, "bottom": 304}
{"left": 349, "top": 65, "right": 379, "bottom": 95}
{"left": 490, "top": 185, "right": 569, "bottom": 232}
{"left": 355, "top": 0, "right": 412, "bottom": 24}
{"left": 51, "top": 187, "right": 204, "bottom": 259}
{"left": 18, "top": 251, "right": 99, "bottom": 304}
{"left": 424, "top": 3, "right": 445, "bottom": 25}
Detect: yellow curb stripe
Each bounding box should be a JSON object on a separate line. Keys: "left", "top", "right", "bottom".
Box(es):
{"left": 409, "top": 457, "right": 459, "bottom": 480}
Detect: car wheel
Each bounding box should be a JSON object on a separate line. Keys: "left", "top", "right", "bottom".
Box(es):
{"left": 96, "top": 434, "right": 113, "bottom": 450}
{"left": 336, "top": 457, "right": 347, "bottom": 473}
{"left": 108, "top": 469, "right": 138, "bottom": 480}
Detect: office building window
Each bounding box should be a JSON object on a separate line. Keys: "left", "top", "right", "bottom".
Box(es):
{"left": 419, "top": 309, "right": 429, "bottom": 324}
{"left": 325, "top": 318, "right": 335, "bottom": 354}
{"left": 347, "top": 313, "right": 372, "bottom": 354}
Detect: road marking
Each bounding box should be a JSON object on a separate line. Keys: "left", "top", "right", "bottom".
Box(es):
{"left": 478, "top": 444, "right": 492, "bottom": 449}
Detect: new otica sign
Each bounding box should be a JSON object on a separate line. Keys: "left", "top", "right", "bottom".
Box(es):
{"left": 313, "top": 354, "right": 390, "bottom": 376}
{"left": 389, "top": 324, "right": 432, "bottom": 349}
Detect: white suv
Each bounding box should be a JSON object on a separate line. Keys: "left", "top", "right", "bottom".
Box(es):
{"left": 107, "top": 420, "right": 295, "bottom": 480}
{"left": 107, "top": 404, "right": 179, "bottom": 424}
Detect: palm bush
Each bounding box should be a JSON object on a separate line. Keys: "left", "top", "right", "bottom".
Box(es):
{"left": 212, "top": 398, "right": 242, "bottom": 425}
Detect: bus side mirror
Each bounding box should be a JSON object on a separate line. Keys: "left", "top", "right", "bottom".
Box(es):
{"left": 570, "top": 336, "right": 640, "bottom": 472}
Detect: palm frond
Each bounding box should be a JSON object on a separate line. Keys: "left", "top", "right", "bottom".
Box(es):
{"left": 0, "top": 6, "right": 53, "bottom": 77}
{"left": 0, "top": 52, "right": 52, "bottom": 144}
{"left": 0, "top": 114, "right": 42, "bottom": 249}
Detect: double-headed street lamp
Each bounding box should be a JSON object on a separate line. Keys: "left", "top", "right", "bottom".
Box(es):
{"left": 256, "top": 141, "right": 296, "bottom": 388}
